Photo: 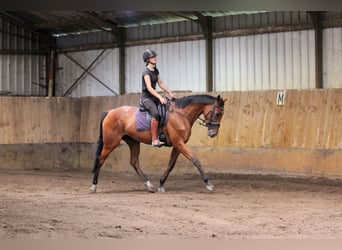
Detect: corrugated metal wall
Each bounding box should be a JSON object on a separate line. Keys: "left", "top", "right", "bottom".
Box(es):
{"left": 2, "top": 12, "right": 342, "bottom": 97}
{"left": 56, "top": 40, "right": 207, "bottom": 97}
{"left": 323, "top": 27, "right": 342, "bottom": 88}
{"left": 214, "top": 30, "right": 316, "bottom": 91}
{"left": 54, "top": 11, "right": 336, "bottom": 97}
{"left": 125, "top": 41, "right": 207, "bottom": 93}
{"left": 0, "top": 54, "right": 46, "bottom": 96}
{"left": 56, "top": 27, "right": 332, "bottom": 96}
{"left": 0, "top": 17, "right": 47, "bottom": 96}
{"left": 55, "top": 49, "right": 120, "bottom": 97}
{"left": 0, "top": 18, "right": 42, "bottom": 52}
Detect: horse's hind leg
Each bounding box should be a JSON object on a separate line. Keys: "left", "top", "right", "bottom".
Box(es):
{"left": 90, "top": 137, "right": 104, "bottom": 192}
{"left": 123, "top": 136, "right": 154, "bottom": 192}
{"left": 90, "top": 145, "right": 116, "bottom": 192}
{"left": 90, "top": 134, "right": 121, "bottom": 193}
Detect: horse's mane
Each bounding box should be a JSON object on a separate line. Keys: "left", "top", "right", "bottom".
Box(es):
{"left": 173, "top": 94, "right": 216, "bottom": 108}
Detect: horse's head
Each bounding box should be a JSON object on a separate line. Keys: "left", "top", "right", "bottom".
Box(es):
{"left": 202, "top": 95, "right": 226, "bottom": 138}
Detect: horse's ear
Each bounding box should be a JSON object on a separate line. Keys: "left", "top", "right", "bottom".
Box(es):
{"left": 217, "top": 95, "right": 226, "bottom": 103}
{"left": 216, "top": 95, "right": 227, "bottom": 106}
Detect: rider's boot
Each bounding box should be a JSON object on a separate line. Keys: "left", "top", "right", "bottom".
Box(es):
{"left": 151, "top": 117, "right": 164, "bottom": 147}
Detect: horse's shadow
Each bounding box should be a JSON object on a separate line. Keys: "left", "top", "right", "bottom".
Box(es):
{"left": 100, "top": 188, "right": 150, "bottom": 194}
{"left": 93, "top": 181, "right": 210, "bottom": 194}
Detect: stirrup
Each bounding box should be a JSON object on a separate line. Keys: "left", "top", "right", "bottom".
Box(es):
{"left": 152, "top": 140, "right": 164, "bottom": 147}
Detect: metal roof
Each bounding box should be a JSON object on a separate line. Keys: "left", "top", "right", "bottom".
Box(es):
{"left": 1, "top": 11, "right": 264, "bottom": 37}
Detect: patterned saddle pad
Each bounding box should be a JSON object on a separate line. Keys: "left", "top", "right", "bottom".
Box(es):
{"left": 135, "top": 110, "right": 169, "bottom": 131}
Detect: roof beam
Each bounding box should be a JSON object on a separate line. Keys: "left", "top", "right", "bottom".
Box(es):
{"left": 82, "top": 11, "right": 120, "bottom": 34}
{"left": 169, "top": 11, "right": 197, "bottom": 22}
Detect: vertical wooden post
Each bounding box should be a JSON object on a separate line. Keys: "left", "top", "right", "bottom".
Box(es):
{"left": 48, "top": 49, "right": 55, "bottom": 97}
{"left": 198, "top": 15, "right": 213, "bottom": 92}
{"left": 117, "top": 27, "right": 126, "bottom": 95}
{"left": 206, "top": 16, "right": 213, "bottom": 92}
{"left": 309, "top": 11, "right": 324, "bottom": 89}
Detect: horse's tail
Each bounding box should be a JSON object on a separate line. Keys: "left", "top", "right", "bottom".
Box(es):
{"left": 92, "top": 111, "right": 108, "bottom": 173}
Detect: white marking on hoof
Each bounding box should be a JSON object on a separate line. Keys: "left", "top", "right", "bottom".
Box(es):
{"left": 206, "top": 181, "right": 214, "bottom": 191}
{"left": 158, "top": 185, "right": 165, "bottom": 193}
{"left": 144, "top": 181, "right": 155, "bottom": 193}
{"left": 89, "top": 184, "right": 97, "bottom": 193}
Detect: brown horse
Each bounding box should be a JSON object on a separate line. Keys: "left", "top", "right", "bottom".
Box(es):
{"left": 90, "top": 94, "right": 226, "bottom": 193}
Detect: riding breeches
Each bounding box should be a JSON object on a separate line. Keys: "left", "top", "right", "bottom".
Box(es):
{"left": 141, "top": 97, "right": 160, "bottom": 121}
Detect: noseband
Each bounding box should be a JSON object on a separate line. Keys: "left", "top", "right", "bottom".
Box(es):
{"left": 198, "top": 104, "right": 224, "bottom": 128}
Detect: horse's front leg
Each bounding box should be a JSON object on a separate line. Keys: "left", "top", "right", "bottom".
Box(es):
{"left": 191, "top": 156, "right": 214, "bottom": 191}
{"left": 158, "top": 147, "right": 181, "bottom": 192}
{"left": 176, "top": 143, "right": 214, "bottom": 192}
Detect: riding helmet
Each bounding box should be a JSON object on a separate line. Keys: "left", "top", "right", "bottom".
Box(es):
{"left": 143, "top": 49, "right": 157, "bottom": 62}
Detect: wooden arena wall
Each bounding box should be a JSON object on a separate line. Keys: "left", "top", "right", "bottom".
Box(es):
{"left": 0, "top": 89, "right": 341, "bottom": 179}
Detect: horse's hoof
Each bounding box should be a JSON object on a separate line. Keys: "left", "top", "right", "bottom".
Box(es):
{"left": 158, "top": 186, "right": 165, "bottom": 192}
{"left": 206, "top": 181, "right": 214, "bottom": 192}
{"left": 89, "top": 184, "right": 97, "bottom": 193}
{"left": 144, "top": 181, "right": 155, "bottom": 193}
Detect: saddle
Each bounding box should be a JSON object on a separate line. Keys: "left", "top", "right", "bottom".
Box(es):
{"left": 136, "top": 98, "right": 170, "bottom": 143}
{"left": 139, "top": 99, "right": 168, "bottom": 125}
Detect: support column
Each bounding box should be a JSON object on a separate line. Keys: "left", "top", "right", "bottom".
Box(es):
{"left": 309, "top": 11, "right": 324, "bottom": 89}
{"left": 206, "top": 16, "right": 213, "bottom": 92}
{"left": 117, "top": 27, "right": 126, "bottom": 95}
{"left": 198, "top": 16, "right": 213, "bottom": 92}
{"left": 48, "top": 48, "right": 55, "bottom": 97}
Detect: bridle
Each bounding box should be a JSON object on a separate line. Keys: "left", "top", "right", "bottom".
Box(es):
{"left": 198, "top": 103, "right": 224, "bottom": 128}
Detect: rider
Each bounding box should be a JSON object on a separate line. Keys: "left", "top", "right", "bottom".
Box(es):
{"left": 141, "top": 49, "right": 175, "bottom": 147}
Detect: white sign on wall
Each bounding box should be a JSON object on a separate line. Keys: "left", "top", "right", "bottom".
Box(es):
{"left": 276, "top": 91, "right": 286, "bottom": 105}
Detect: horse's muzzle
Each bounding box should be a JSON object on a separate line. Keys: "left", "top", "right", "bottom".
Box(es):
{"left": 208, "top": 129, "right": 218, "bottom": 138}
